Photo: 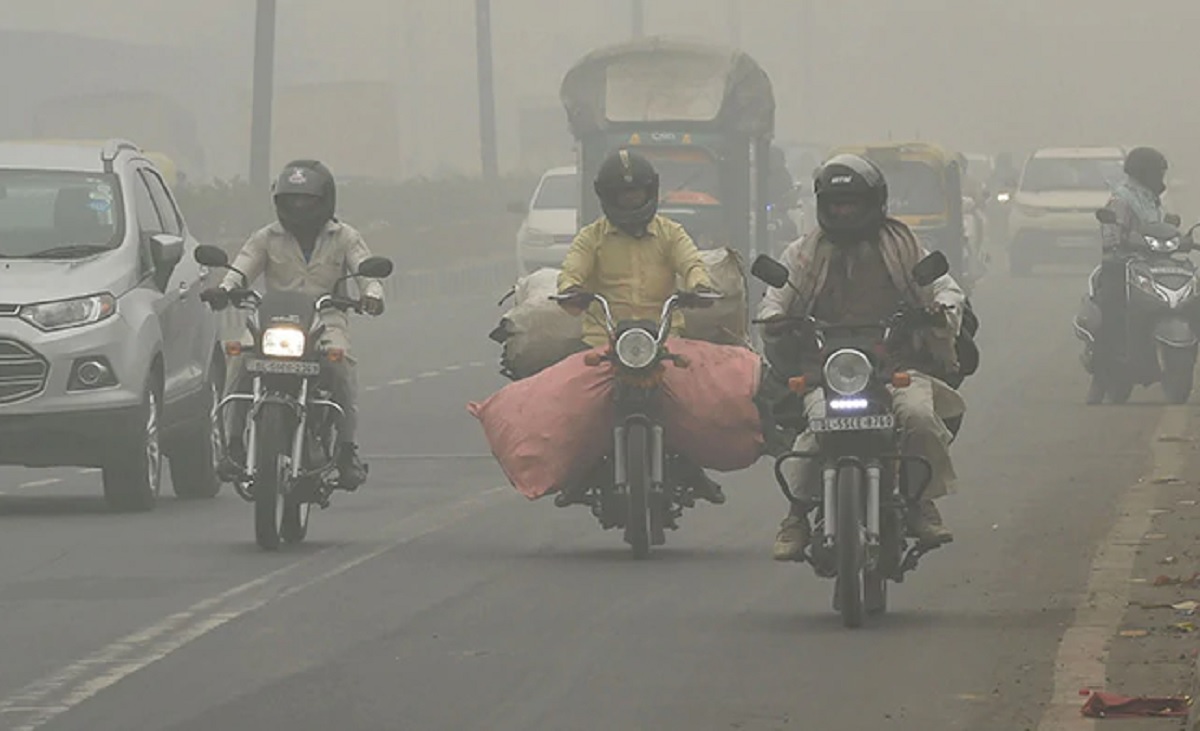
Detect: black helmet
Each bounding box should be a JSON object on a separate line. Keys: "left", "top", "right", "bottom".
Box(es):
{"left": 814, "top": 153, "right": 888, "bottom": 243}
{"left": 594, "top": 148, "right": 659, "bottom": 236}
{"left": 273, "top": 159, "right": 336, "bottom": 236}
{"left": 1124, "top": 146, "right": 1168, "bottom": 195}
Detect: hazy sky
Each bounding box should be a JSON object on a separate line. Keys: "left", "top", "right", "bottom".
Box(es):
{"left": 1, "top": 1, "right": 1196, "bottom": 191}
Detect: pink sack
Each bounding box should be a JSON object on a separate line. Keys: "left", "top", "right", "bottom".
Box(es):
{"left": 468, "top": 350, "right": 614, "bottom": 500}
{"left": 660, "top": 338, "right": 765, "bottom": 472}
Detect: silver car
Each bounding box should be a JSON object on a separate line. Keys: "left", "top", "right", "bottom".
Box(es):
{"left": 0, "top": 139, "right": 222, "bottom": 510}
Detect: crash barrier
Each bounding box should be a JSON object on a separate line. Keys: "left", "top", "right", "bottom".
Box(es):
{"left": 489, "top": 248, "right": 748, "bottom": 381}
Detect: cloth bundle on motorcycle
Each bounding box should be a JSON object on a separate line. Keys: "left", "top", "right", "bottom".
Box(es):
{"left": 678, "top": 247, "right": 749, "bottom": 345}
{"left": 489, "top": 268, "right": 585, "bottom": 381}
{"left": 489, "top": 251, "right": 749, "bottom": 379}
{"left": 468, "top": 337, "right": 764, "bottom": 500}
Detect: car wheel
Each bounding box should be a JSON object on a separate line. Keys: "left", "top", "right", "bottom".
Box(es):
{"left": 103, "top": 381, "right": 163, "bottom": 512}
{"left": 169, "top": 375, "right": 222, "bottom": 499}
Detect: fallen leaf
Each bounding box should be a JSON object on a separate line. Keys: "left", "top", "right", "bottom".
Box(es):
{"left": 1153, "top": 477, "right": 1186, "bottom": 485}
{"left": 1174, "top": 622, "right": 1196, "bottom": 633}
{"left": 1120, "top": 629, "right": 1150, "bottom": 637}
{"left": 1149, "top": 509, "right": 1170, "bottom": 516}
{"left": 1174, "top": 601, "right": 1200, "bottom": 612}
{"left": 1145, "top": 533, "right": 1169, "bottom": 540}
{"left": 1161, "top": 556, "right": 1179, "bottom": 565}
{"left": 1180, "top": 500, "right": 1198, "bottom": 506}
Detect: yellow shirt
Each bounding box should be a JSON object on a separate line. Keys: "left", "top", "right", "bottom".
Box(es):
{"left": 557, "top": 215, "right": 713, "bottom": 347}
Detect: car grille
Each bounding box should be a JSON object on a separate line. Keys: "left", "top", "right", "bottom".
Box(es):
{"left": 0, "top": 339, "right": 49, "bottom": 404}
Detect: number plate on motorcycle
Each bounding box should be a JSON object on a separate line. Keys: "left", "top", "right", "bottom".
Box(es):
{"left": 809, "top": 414, "right": 895, "bottom": 433}
{"left": 245, "top": 358, "right": 321, "bottom": 377}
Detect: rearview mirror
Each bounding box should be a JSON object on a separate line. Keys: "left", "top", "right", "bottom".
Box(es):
{"left": 750, "top": 254, "right": 790, "bottom": 288}
{"left": 912, "top": 251, "right": 950, "bottom": 287}
{"left": 194, "top": 244, "right": 230, "bottom": 268}
{"left": 506, "top": 201, "right": 527, "bottom": 215}
{"left": 357, "top": 256, "right": 394, "bottom": 279}
{"left": 1095, "top": 208, "right": 1118, "bottom": 225}
{"left": 1166, "top": 213, "right": 1182, "bottom": 227}
{"left": 150, "top": 233, "right": 184, "bottom": 269}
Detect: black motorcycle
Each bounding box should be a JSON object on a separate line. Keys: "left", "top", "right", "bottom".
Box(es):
{"left": 549, "top": 289, "right": 721, "bottom": 559}
{"left": 751, "top": 251, "right": 954, "bottom": 628}
{"left": 194, "top": 244, "right": 394, "bottom": 550}
{"left": 1075, "top": 209, "right": 1200, "bottom": 404}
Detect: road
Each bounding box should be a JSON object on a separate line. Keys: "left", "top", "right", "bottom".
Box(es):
{"left": 0, "top": 260, "right": 1175, "bottom": 731}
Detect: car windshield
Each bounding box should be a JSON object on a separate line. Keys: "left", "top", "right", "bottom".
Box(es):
{"left": 532, "top": 173, "right": 577, "bottom": 210}
{"left": 1021, "top": 157, "right": 1123, "bottom": 193}
{"left": 875, "top": 160, "right": 945, "bottom": 216}
{"left": 0, "top": 170, "right": 122, "bottom": 258}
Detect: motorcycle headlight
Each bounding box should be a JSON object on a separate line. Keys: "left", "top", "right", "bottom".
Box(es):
{"left": 261, "top": 326, "right": 306, "bottom": 358}
{"left": 615, "top": 328, "right": 657, "bottom": 369}
{"left": 19, "top": 293, "right": 115, "bottom": 331}
{"left": 823, "top": 348, "right": 873, "bottom": 396}
{"left": 1144, "top": 235, "right": 1181, "bottom": 253}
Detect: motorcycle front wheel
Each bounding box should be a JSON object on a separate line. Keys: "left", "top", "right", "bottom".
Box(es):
{"left": 624, "top": 423, "right": 651, "bottom": 560}
{"left": 253, "top": 403, "right": 291, "bottom": 550}
{"left": 834, "top": 465, "right": 866, "bottom": 628}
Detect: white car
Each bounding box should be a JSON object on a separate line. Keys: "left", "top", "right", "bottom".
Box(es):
{"left": 512, "top": 166, "right": 579, "bottom": 275}
{"left": 1008, "top": 147, "right": 1126, "bottom": 276}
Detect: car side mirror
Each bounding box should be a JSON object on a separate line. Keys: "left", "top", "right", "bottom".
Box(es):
{"left": 357, "top": 256, "right": 394, "bottom": 279}
{"left": 194, "top": 244, "right": 230, "bottom": 268}
{"left": 750, "top": 254, "right": 790, "bottom": 288}
{"left": 149, "top": 233, "right": 184, "bottom": 291}
{"left": 1095, "top": 208, "right": 1118, "bottom": 225}
{"left": 1166, "top": 213, "right": 1182, "bottom": 227}
{"left": 912, "top": 251, "right": 950, "bottom": 287}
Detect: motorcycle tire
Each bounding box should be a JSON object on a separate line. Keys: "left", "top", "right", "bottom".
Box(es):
{"left": 254, "top": 403, "right": 290, "bottom": 551}
{"left": 835, "top": 465, "right": 866, "bottom": 628}
{"left": 624, "top": 423, "right": 651, "bottom": 560}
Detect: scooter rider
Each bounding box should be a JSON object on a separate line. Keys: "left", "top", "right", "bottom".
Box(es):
{"left": 1089, "top": 147, "right": 1169, "bottom": 404}
{"left": 757, "top": 154, "right": 967, "bottom": 561}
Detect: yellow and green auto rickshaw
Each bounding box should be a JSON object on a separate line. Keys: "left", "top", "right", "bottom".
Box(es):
{"left": 830, "top": 141, "right": 977, "bottom": 288}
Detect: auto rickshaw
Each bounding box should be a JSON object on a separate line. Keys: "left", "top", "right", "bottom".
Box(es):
{"left": 830, "top": 141, "right": 981, "bottom": 291}
{"left": 560, "top": 36, "right": 777, "bottom": 289}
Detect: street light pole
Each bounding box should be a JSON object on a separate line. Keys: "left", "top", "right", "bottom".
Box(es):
{"left": 475, "top": 0, "right": 499, "bottom": 181}
{"left": 633, "top": 0, "right": 644, "bottom": 39}
{"left": 249, "top": 0, "right": 277, "bottom": 189}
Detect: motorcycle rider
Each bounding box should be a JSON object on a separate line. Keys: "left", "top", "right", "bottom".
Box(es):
{"left": 213, "top": 160, "right": 385, "bottom": 490}
{"left": 758, "top": 153, "right": 967, "bottom": 561}
{"left": 556, "top": 147, "right": 726, "bottom": 506}
{"left": 1088, "top": 147, "right": 1170, "bottom": 404}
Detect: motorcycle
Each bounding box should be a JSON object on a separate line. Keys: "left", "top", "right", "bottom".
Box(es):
{"left": 193, "top": 244, "right": 394, "bottom": 550}
{"left": 1074, "top": 209, "right": 1200, "bottom": 404}
{"left": 549, "top": 288, "right": 722, "bottom": 559}
{"left": 750, "top": 250, "right": 954, "bottom": 628}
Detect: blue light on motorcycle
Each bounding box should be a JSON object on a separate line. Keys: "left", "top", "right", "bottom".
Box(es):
{"left": 828, "top": 398, "right": 869, "bottom": 411}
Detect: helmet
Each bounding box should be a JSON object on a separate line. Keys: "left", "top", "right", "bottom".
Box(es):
{"left": 814, "top": 153, "right": 888, "bottom": 243}
{"left": 273, "top": 159, "right": 336, "bottom": 236}
{"left": 594, "top": 148, "right": 659, "bottom": 236}
{"left": 1124, "top": 146, "right": 1168, "bottom": 195}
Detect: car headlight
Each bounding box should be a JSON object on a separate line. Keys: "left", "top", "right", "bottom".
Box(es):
{"left": 1144, "top": 235, "right": 1181, "bottom": 253}
{"left": 522, "top": 228, "right": 555, "bottom": 247}
{"left": 823, "top": 348, "right": 873, "bottom": 396}
{"left": 261, "top": 326, "right": 307, "bottom": 358}
{"left": 615, "top": 328, "right": 657, "bottom": 369}
{"left": 996, "top": 192, "right": 1011, "bottom": 203}
{"left": 19, "top": 293, "right": 115, "bottom": 331}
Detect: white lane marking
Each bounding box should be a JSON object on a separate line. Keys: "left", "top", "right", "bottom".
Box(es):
{"left": 77, "top": 469, "right": 100, "bottom": 475}
{"left": 1036, "top": 405, "right": 1188, "bottom": 730}
{"left": 443, "top": 365, "right": 462, "bottom": 372}
{"left": 469, "top": 361, "right": 485, "bottom": 368}
{"left": 388, "top": 378, "right": 413, "bottom": 386}
{"left": 364, "top": 385, "right": 381, "bottom": 393}
{"left": 18, "top": 479, "right": 61, "bottom": 490}
{"left": 416, "top": 371, "right": 440, "bottom": 379}
{"left": 0, "top": 486, "right": 509, "bottom": 731}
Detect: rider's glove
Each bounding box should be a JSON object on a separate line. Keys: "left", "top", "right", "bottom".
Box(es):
{"left": 362, "top": 296, "right": 384, "bottom": 316}
{"left": 199, "top": 287, "right": 230, "bottom": 310}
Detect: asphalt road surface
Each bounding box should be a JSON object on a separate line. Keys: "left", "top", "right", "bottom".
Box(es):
{"left": 0, "top": 260, "right": 1172, "bottom": 731}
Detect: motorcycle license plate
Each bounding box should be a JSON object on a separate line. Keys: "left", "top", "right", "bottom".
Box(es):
{"left": 245, "top": 358, "right": 321, "bottom": 377}
{"left": 809, "top": 414, "right": 895, "bottom": 433}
